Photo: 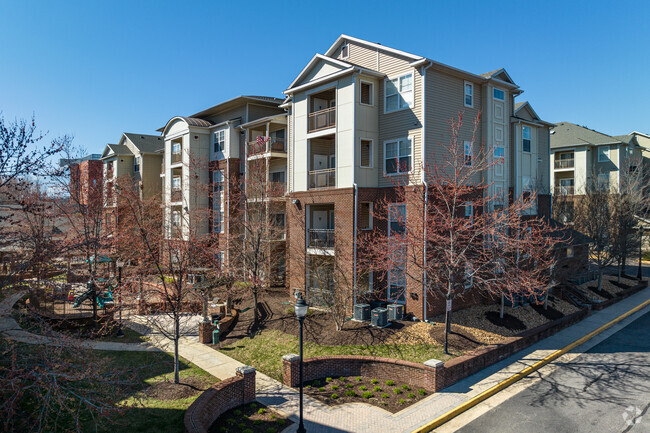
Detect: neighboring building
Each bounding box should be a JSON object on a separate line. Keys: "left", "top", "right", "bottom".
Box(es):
{"left": 159, "top": 96, "right": 285, "bottom": 273}
{"left": 100, "top": 133, "right": 165, "bottom": 237}
{"left": 62, "top": 154, "right": 103, "bottom": 207}
{"left": 282, "top": 35, "right": 554, "bottom": 319}
{"left": 550, "top": 122, "right": 643, "bottom": 197}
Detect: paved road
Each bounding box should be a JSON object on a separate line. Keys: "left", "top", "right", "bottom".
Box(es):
{"left": 455, "top": 311, "right": 650, "bottom": 433}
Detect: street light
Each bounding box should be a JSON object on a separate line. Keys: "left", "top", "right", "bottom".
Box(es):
{"left": 639, "top": 226, "right": 644, "bottom": 281}
{"left": 294, "top": 293, "right": 308, "bottom": 433}
{"left": 116, "top": 260, "right": 124, "bottom": 337}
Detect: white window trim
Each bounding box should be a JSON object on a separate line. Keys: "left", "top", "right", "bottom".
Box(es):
{"left": 134, "top": 156, "right": 140, "bottom": 173}
{"left": 464, "top": 140, "right": 473, "bottom": 167}
{"left": 464, "top": 201, "right": 474, "bottom": 220}
{"left": 464, "top": 81, "right": 474, "bottom": 108}
{"left": 598, "top": 146, "right": 610, "bottom": 162}
{"left": 341, "top": 43, "right": 349, "bottom": 59}
{"left": 359, "top": 80, "right": 374, "bottom": 106}
{"left": 360, "top": 137, "right": 373, "bottom": 168}
{"left": 464, "top": 262, "right": 473, "bottom": 289}
{"left": 172, "top": 141, "right": 181, "bottom": 154}
{"left": 213, "top": 128, "right": 228, "bottom": 158}
{"left": 522, "top": 125, "right": 532, "bottom": 153}
{"left": 384, "top": 71, "right": 415, "bottom": 114}
{"left": 384, "top": 136, "right": 414, "bottom": 176}
{"left": 366, "top": 271, "right": 374, "bottom": 294}
{"left": 493, "top": 87, "right": 505, "bottom": 101}
{"left": 388, "top": 203, "right": 406, "bottom": 237}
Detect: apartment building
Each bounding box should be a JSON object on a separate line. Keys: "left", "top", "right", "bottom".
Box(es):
{"left": 100, "top": 133, "right": 164, "bottom": 236}
{"left": 159, "top": 95, "right": 285, "bottom": 271}
{"left": 282, "top": 35, "right": 554, "bottom": 319}
{"left": 550, "top": 122, "right": 644, "bottom": 197}
{"left": 61, "top": 154, "right": 103, "bottom": 207}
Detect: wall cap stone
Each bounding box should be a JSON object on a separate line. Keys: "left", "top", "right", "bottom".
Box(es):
{"left": 236, "top": 365, "right": 256, "bottom": 375}
{"left": 423, "top": 359, "right": 444, "bottom": 368}
{"left": 282, "top": 354, "right": 300, "bottom": 362}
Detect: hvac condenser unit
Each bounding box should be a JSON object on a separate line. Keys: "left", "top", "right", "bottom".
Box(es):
{"left": 354, "top": 303, "right": 370, "bottom": 321}
{"left": 388, "top": 304, "right": 404, "bottom": 321}
{"left": 371, "top": 307, "right": 388, "bottom": 327}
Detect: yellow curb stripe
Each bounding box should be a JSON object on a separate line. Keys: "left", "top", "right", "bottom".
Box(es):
{"left": 412, "top": 297, "right": 650, "bottom": 433}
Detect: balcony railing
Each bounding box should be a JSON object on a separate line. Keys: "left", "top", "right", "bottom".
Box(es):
{"left": 171, "top": 152, "right": 182, "bottom": 164}
{"left": 308, "top": 107, "right": 336, "bottom": 132}
{"left": 308, "top": 168, "right": 335, "bottom": 190}
{"left": 555, "top": 159, "right": 574, "bottom": 169}
{"left": 269, "top": 181, "right": 287, "bottom": 197}
{"left": 171, "top": 189, "right": 182, "bottom": 202}
{"left": 554, "top": 186, "right": 575, "bottom": 195}
{"left": 249, "top": 139, "right": 287, "bottom": 156}
{"left": 308, "top": 229, "right": 335, "bottom": 249}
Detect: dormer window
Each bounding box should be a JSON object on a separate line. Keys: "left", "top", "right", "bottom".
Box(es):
{"left": 341, "top": 43, "right": 349, "bottom": 59}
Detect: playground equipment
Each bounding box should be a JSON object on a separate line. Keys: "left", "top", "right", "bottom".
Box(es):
{"left": 71, "top": 280, "right": 115, "bottom": 309}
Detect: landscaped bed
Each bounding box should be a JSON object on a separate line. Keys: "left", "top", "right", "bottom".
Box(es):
{"left": 577, "top": 274, "right": 640, "bottom": 301}
{"left": 208, "top": 402, "right": 291, "bottom": 433}
{"left": 304, "top": 375, "right": 429, "bottom": 413}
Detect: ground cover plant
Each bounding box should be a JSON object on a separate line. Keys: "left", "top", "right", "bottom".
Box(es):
{"left": 303, "top": 376, "right": 429, "bottom": 413}
{"left": 208, "top": 402, "right": 291, "bottom": 433}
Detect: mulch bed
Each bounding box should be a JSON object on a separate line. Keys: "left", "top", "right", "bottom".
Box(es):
{"left": 584, "top": 284, "right": 615, "bottom": 299}
{"left": 303, "top": 375, "right": 430, "bottom": 414}
{"left": 209, "top": 402, "right": 291, "bottom": 433}
{"left": 484, "top": 312, "right": 526, "bottom": 331}
{"left": 531, "top": 304, "right": 565, "bottom": 321}
{"left": 143, "top": 376, "right": 210, "bottom": 401}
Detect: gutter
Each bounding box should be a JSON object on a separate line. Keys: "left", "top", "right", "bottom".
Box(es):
{"left": 420, "top": 61, "right": 431, "bottom": 322}
{"left": 352, "top": 69, "right": 361, "bottom": 307}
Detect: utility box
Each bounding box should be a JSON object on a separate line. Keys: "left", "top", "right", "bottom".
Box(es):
{"left": 212, "top": 328, "right": 220, "bottom": 345}
{"left": 371, "top": 307, "right": 388, "bottom": 327}
{"left": 388, "top": 304, "right": 404, "bottom": 321}
{"left": 354, "top": 303, "right": 370, "bottom": 321}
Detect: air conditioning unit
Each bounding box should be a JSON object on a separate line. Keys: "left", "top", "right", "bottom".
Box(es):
{"left": 371, "top": 307, "right": 388, "bottom": 327}
{"left": 388, "top": 304, "right": 404, "bottom": 321}
{"left": 354, "top": 303, "right": 370, "bottom": 321}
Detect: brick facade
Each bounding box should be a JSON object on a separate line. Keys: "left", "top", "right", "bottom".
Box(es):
{"left": 70, "top": 159, "right": 103, "bottom": 206}
{"left": 184, "top": 366, "right": 256, "bottom": 433}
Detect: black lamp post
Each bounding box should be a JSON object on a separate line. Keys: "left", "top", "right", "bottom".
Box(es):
{"left": 116, "top": 260, "right": 124, "bottom": 337}
{"left": 294, "top": 294, "right": 308, "bottom": 433}
{"left": 638, "top": 226, "right": 644, "bottom": 280}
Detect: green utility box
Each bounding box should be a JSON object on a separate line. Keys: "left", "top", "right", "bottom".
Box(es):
{"left": 212, "top": 320, "right": 220, "bottom": 344}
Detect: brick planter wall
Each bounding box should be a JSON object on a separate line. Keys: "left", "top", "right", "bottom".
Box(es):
{"left": 282, "top": 355, "right": 441, "bottom": 391}
{"left": 591, "top": 280, "right": 648, "bottom": 311}
{"left": 198, "top": 309, "right": 238, "bottom": 344}
{"left": 184, "top": 366, "right": 256, "bottom": 433}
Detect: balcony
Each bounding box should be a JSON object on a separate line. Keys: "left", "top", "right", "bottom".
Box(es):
{"left": 249, "top": 138, "right": 287, "bottom": 156}
{"left": 171, "top": 189, "right": 182, "bottom": 202}
{"left": 308, "top": 229, "right": 335, "bottom": 249}
{"left": 554, "top": 186, "right": 574, "bottom": 195}
{"left": 554, "top": 159, "right": 574, "bottom": 169}
{"left": 308, "top": 107, "right": 336, "bottom": 133}
{"left": 308, "top": 168, "right": 335, "bottom": 190}
{"left": 171, "top": 152, "right": 182, "bottom": 164}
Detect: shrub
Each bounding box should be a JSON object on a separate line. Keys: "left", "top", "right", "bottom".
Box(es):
{"left": 305, "top": 385, "right": 311, "bottom": 389}
{"left": 318, "top": 387, "right": 325, "bottom": 391}
{"left": 238, "top": 423, "right": 246, "bottom": 430}
{"left": 254, "top": 420, "right": 262, "bottom": 425}
{"left": 418, "top": 389, "right": 427, "bottom": 396}
{"left": 359, "top": 385, "right": 367, "bottom": 391}
{"left": 346, "top": 384, "right": 354, "bottom": 389}
{"left": 356, "top": 376, "right": 362, "bottom": 382}
{"left": 227, "top": 418, "right": 235, "bottom": 424}
{"left": 371, "top": 378, "right": 378, "bottom": 384}
{"left": 381, "top": 393, "right": 389, "bottom": 399}
{"left": 373, "top": 386, "right": 382, "bottom": 392}
{"left": 401, "top": 384, "right": 410, "bottom": 390}
{"left": 331, "top": 385, "right": 339, "bottom": 390}
{"left": 270, "top": 414, "right": 276, "bottom": 420}
{"left": 313, "top": 380, "right": 320, "bottom": 386}
{"left": 243, "top": 414, "right": 249, "bottom": 420}
{"left": 338, "top": 376, "right": 345, "bottom": 381}
{"left": 249, "top": 403, "right": 257, "bottom": 409}
{"left": 326, "top": 377, "right": 333, "bottom": 382}
{"left": 362, "top": 391, "right": 373, "bottom": 399}
{"left": 243, "top": 430, "right": 253, "bottom": 433}
{"left": 276, "top": 419, "right": 286, "bottom": 426}
{"left": 220, "top": 427, "right": 226, "bottom": 432}
{"left": 408, "top": 393, "right": 415, "bottom": 399}
{"left": 393, "top": 388, "right": 402, "bottom": 394}
{"left": 266, "top": 428, "right": 276, "bottom": 433}
{"left": 345, "top": 390, "right": 357, "bottom": 397}
{"left": 331, "top": 393, "right": 339, "bottom": 399}
{"left": 385, "top": 380, "right": 395, "bottom": 386}
{"left": 399, "top": 398, "right": 406, "bottom": 405}
{"left": 258, "top": 408, "right": 267, "bottom": 415}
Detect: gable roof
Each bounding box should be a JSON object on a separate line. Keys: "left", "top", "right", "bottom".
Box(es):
{"left": 101, "top": 143, "right": 132, "bottom": 160}
{"left": 513, "top": 101, "right": 555, "bottom": 127}
{"left": 189, "top": 95, "right": 283, "bottom": 119}
{"left": 550, "top": 122, "right": 623, "bottom": 149}
{"left": 287, "top": 54, "right": 354, "bottom": 90}
{"left": 480, "top": 68, "right": 516, "bottom": 84}
{"left": 121, "top": 133, "right": 164, "bottom": 154}
{"left": 324, "top": 34, "right": 424, "bottom": 61}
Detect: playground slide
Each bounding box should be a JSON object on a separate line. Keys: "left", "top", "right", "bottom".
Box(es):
{"left": 72, "top": 288, "right": 114, "bottom": 309}
{"left": 72, "top": 289, "right": 93, "bottom": 308}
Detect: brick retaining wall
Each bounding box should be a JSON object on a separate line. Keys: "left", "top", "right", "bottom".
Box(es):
{"left": 184, "top": 366, "right": 256, "bottom": 433}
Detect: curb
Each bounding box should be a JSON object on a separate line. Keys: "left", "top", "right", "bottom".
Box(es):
{"left": 411, "top": 295, "right": 650, "bottom": 433}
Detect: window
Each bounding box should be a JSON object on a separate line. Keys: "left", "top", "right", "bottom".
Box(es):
{"left": 213, "top": 130, "right": 226, "bottom": 154}
{"left": 217, "top": 251, "right": 224, "bottom": 270}
{"left": 598, "top": 146, "right": 610, "bottom": 162}
{"left": 522, "top": 176, "right": 532, "bottom": 192}
{"left": 360, "top": 271, "right": 374, "bottom": 294}
{"left": 171, "top": 210, "right": 181, "bottom": 227}
{"left": 464, "top": 262, "right": 473, "bottom": 289}
{"left": 493, "top": 145, "right": 504, "bottom": 160}
{"left": 598, "top": 173, "right": 609, "bottom": 190}
{"left": 385, "top": 138, "right": 412, "bottom": 175}
{"left": 388, "top": 204, "right": 406, "bottom": 236}
{"left": 464, "top": 81, "right": 473, "bottom": 107}
{"left": 172, "top": 176, "right": 181, "bottom": 190}
{"left": 134, "top": 156, "right": 140, "bottom": 173}
{"left": 360, "top": 139, "right": 372, "bottom": 168}
{"left": 213, "top": 170, "right": 224, "bottom": 233}
{"left": 522, "top": 126, "right": 531, "bottom": 153}
{"left": 360, "top": 81, "right": 373, "bottom": 105}
{"left": 341, "top": 43, "right": 349, "bottom": 59}
{"left": 360, "top": 202, "right": 373, "bottom": 230}
{"left": 172, "top": 141, "right": 181, "bottom": 154}
{"left": 567, "top": 246, "right": 574, "bottom": 258}
{"left": 388, "top": 246, "right": 406, "bottom": 303}
{"left": 464, "top": 202, "right": 474, "bottom": 219}
{"left": 493, "top": 88, "right": 505, "bottom": 100}
{"left": 464, "top": 141, "right": 473, "bottom": 166}
{"left": 270, "top": 171, "right": 285, "bottom": 184}
{"left": 385, "top": 73, "right": 413, "bottom": 112}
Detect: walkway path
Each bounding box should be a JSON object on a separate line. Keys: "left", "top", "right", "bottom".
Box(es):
{"left": 4, "top": 286, "right": 650, "bottom": 433}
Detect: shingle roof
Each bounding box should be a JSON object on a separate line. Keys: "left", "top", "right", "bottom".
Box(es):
{"left": 550, "top": 122, "right": 622, "bottom": 149}
{"left": 514, "top": 101, "right": 526, "bottom": 111}
{"left": 123, "top": 133, "right": 164, "bottom": 154}
{"left": 548, "top": 219, "right": 593, "bottom": 247}
{"left": 101, "top": 143, "right": 133, "bottom": 159}
{"left": 613, "top": 134, "right": 633, "bottom": 144}
{"left": 179, "top": 117, "right": 213, "bottom": 127}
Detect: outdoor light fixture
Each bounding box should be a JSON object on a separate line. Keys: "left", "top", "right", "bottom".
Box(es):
{"left": 295, "top": 293, "right": 308, "bottom": 433}
{"left": 116, "top": 260, "right": 124, "bottom": 337}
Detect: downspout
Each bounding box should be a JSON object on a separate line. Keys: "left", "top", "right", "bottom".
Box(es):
{"left": 352, "top": 69, "right": 361, "bottom": 307}
{"left": 421, "top": 62, "right": 431, "bottom": 322}
{"left": 226, "top": 120, "right": 233, "bottom": 268}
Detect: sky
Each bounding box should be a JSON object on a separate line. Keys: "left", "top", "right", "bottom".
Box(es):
{"left": 1, "top": 0, "right": 648, "bottom": 155}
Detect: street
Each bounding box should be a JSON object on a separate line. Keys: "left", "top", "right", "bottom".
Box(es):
{"left": 453, "top": 310, "right": 650, "bottom": 433}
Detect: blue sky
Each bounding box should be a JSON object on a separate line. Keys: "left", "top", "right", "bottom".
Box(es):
{"left": 1, "top": 0, "right": 648, "bottom": 154}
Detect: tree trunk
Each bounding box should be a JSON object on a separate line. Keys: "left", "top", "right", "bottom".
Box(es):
{"left": 174, "top": 314, "right": 180, "bottom": 384}
{"left": 597, "top": 269, "right": 603, "bottom": 291}
{"left": 622, "top": 250, "right": 627, "bottom": 275}
{"left": 544, "top": 289, "right": 549, "bottom": 310}
{"left": 617, "top": 258, "right": 622, "bottom": 284}
{"left": 444, "top": 292, "right": 452, "bottom": 355}
{"left": 252, "top": 287, "right": 259, "bottom": 326}
{"left": 500, "top": 294, "right": 505, "bottom": 319}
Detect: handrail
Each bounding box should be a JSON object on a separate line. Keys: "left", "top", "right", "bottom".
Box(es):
{"left": 554, "top": 159, "right": 574, "bottom": 169}
{"left": 308, "top": 228, "right": 335, "bottom": 248}
{"left": 308, "top": 168, "right": 335, "bottom": 189}
{"left": 308, "top": 107, "right": 336, "bottom": 132}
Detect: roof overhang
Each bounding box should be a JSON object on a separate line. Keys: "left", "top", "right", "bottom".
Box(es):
{"left": 325, "top": 34, "right": 423, "bottom": 61}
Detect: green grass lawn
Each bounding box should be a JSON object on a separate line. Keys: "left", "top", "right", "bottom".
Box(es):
{"left": 219, "top": 329, "right": 452, "bottom": 381}
{"left": 94, "top": 350, "right": 218, "bottom": 433}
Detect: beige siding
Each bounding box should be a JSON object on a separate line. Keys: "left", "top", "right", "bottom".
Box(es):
{"left": 141, "top": 154, "right": 163, "bottom": 200}
{"left": 204, "top": 105, "right": 247, "bottom": 125}
{"left": 300, "top": 61, "right": 344, "bottom": 85}
{"left": 247, "top": 103, "right": 284, "bottom": 122}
